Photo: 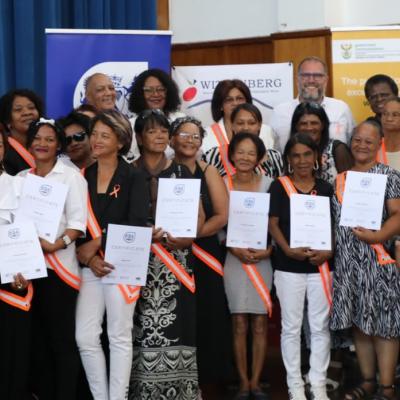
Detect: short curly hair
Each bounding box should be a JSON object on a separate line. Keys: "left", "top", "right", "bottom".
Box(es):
{"left": 0, "top": 89, "right": 44, "bottom": 128}
{"left": 128, "top": 69, "right": 181, "bottom": 116}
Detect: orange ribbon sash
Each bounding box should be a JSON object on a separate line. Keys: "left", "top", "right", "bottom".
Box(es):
{"left": 0, "top": 282, "right": 34, "bottom": 311}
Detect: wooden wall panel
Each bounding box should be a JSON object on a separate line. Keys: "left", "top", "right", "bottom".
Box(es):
{"left": 157, "top": 0, "right": 170, "bottom": 30}
{"left": 171, "top": 37, "right": 273, "bottom": 67}
{"left": 272, "top": 29, "right": 332, "bottom": 96}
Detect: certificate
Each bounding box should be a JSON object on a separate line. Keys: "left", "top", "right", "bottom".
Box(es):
{"left": 102, "top": 224, "right": 152, "bottom": 286}
{"left": 15, "top": 174, "right": 68, "bottom": 243}
{"left": 226, "top": 191, "right": 270, "bottom": 250}
{"left": 155, "top": 178, "right": 201, "bottom": 238}
{"left": 339, "top": 171, "right": 387, "bottom": 230}
{"left": 290, "top": 194, "right": 332, "bottom": 250}
{"left": 0, "top": 221, "right": 47, "bottom": 283}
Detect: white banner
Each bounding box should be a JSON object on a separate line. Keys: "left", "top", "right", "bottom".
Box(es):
{"left": 172, "top": 63, "right": 294, "bottom": 127}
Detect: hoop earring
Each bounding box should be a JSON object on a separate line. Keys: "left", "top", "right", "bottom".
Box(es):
{"left": 313, "top": 160, "right": 319, "bottom": 171}
{"left": 288, "top": 163, "right": 293, "bottom": 174}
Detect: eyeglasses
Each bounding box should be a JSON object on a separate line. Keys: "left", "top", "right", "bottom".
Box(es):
{"left": 143, "top": 86, "right": 167, "bottom": 95}
{"left": 176, "top": 132, "right": 202, "bottom": 142}
{"left": 65, "top": 131, "right": 87, "bottom": 145}
{"left": 224, "top": 95, "right": 246, "bottom": 104}
{"left": 298, "top": 73, "right": 326, "bottom": 80}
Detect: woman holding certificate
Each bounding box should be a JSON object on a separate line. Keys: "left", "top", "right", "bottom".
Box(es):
{"left": 169, "top": 116, "right": 231, "bottom": 392}
{"left": 74, "top": 110, "right": 149, "bottom": 400}
{"left": 268, "top": 133, "right": 333, "bottom": 400}
{"left": 19, "top": 118, "right": 87, "bottom": 400}
{"left": 330, "top": 120, "right": 400, "bottom": 400}
{"left": 224, "top": 132, "right": 273, "bottom": 400}
{"left": 0, "top": 129, "right": 32, "bottom": 400}
{"left": 129, "top": 110, "right": 201, "bottom": 399}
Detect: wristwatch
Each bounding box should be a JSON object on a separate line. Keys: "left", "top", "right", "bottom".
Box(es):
{"left": 62, "top": 235, "right": 72, "bottom": 249}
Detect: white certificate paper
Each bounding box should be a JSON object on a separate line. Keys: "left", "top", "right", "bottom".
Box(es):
{"left": 15, "top": 174, "right": 68, "bottom": 243}
{"left": 339, "top": 171, "right": 387, "bottom": 230}
{"left": 226, "top": 191, "right": 270, "bottom": 250}
{"left": 0, "top": 221, "right": 47, "bottom": 283}
{"left": 155, "top": 178, "right": 201, "bottom": 238}
{"left": 290, "top": 194, "right": 332, "bottom": 250}
{"left": 102, "top": 224, "right": 152, "bottom": 286}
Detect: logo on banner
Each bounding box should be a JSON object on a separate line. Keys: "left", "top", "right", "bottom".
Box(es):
{"left": 340, "top": 43, "right": 353, "bottom": 60}
{"left": 73, "top": 61, "right": 148, "bottom": 116}
{"left": 39, "top": 184, "right": 52, "bottom": 196}
{"left": 182, "top": 79, "right": 198, "bottom": 102}
{"left": 173, "top": 184, "right": 185, "bottom": 195}
{"left": 244, "top": 197, "right": 255, "bottom": 208}
{"left": 123, "top": 232, "right": 136, "bottom": 243}
{"left": 8, "top": 228, "right": 20, "bottom": 239}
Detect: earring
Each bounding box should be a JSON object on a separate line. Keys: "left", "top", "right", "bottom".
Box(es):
{"left": 288, "top": 163, "right": 293, "bottom": 174}
{"left": 313, "top": 160, "right": 319, "bottom": 170}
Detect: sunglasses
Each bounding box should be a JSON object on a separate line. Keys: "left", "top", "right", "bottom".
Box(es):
{"left": 65, "top": 131, "right": 87, "bottom": 145}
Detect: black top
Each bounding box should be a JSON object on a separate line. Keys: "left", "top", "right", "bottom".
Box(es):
{"left": 81, "top": 157, "right": 149, "bottom": 252}
{"left": 269, "top": 177, "right": 333, "bottom": 273}
{"left": 4, "top": 145, "right": 31, "bottom": 176}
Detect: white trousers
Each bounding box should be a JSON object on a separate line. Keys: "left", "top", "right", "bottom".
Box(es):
{"left": 274, "top": 270, "right": 330, "bottom": 389}
{"left": 76, "top": 268, "right": 136, "bottom": 400}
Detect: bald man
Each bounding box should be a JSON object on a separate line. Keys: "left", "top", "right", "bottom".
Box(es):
{"left": 85, "top": 73, "right": 117, "bottom": 111}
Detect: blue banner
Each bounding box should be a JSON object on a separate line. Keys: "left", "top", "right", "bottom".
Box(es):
{"left": 46, "top": 29, "right": 171, "bottom": 118}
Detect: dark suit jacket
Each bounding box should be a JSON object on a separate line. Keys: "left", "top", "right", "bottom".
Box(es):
{"left": 82, "top": 157, "right": 149, "bottom": 251}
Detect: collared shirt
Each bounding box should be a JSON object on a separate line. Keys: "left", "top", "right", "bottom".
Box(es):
{"left": 202, "top": 119, "right": 276, "bottom": 155}
{"left": 270, "top": 96, "right": 355, "bottom": 152}
{"left": 18, "top": 159, "right": 88, "bottom": 279}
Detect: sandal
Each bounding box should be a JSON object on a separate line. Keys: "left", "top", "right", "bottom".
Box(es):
{"left": 233, "top": 390, "right": 250, "bottom": 400}
{"left": 251, "top": 387, "right": 269, "bottom": 400}
{"left": 370, "top": 384, "right": 396, "bottom": 400}
{"left": 344, "top": 378, "right": 376, "bottom": 400}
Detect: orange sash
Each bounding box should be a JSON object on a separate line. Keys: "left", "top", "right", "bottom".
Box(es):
{"left": 192, "top": 242, "right": 223, "bottom": 276}
{"left": 226, "top": 178, "right": 273, "bottom": 315}
{"left": 8, "top": 136, "right": 35, "bottom": 168}
{"left": 0, "top": 282, "right": 34, "bottom": 311}
{"left": 84, "top": 175, "right": 140, "bottom": 304}
{"left": 376, "top": 139, "right": 388, "bottom": 165}
{"left": 151, "top": 243, "right": 196, "bottom": 293}
{"left": 211, "top": 123, "right": 236, "bottom": 187}
{"left": 336, "top": 172, "right": 395, "bottom": 266}
{"left": 278, "top": 176, "right": 333, "bottom": 306}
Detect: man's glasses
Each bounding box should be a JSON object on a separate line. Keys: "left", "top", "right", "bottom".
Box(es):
{"left": 298, "top": 73, "right": 326, "bottom": 80}
{"left": 65, "top": 131, "right": 87, "bottom": 145}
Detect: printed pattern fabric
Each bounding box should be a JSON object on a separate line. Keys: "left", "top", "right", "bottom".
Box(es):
{"left": 330, "top": 163, "right": 400, "bottom": 338}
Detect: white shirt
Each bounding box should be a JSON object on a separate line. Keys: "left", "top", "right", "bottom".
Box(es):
{"left": 126, "top": 110, "right": 186, "bottom": 162}
{"left": 202, "top": 119, "right": 276, "bottom": 155}
{"left": 270, "top": 97, "right": 355, "bottom": 152}
{"left": 18, "top": 159, "right": 88, "bottom": 279}
{"left": 0, "top": 173, "right": 22, "bottom": 225}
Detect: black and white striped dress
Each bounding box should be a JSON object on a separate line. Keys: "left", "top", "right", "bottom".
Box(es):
{"left": 330, "top": 163, "right": 400, "bottom": 338}
{"left": 202, "top": 146, "right": 283, "bottom": 179}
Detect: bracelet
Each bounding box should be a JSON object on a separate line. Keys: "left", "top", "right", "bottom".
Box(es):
{"left": 86, "top": 255, "right": 97, "bottom": 267}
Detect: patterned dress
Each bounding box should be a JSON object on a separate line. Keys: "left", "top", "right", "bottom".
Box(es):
{"left": 129, "top": 162, "right": 199, "bottom": 400}
{"left": 330, "top": 163, "right": 400, "bottom": 338}
{"left": 203, "top": 146, "right": 283, "bottom": 179}
{"left": 318, "top": 139, "right": 338, "bottom": 185}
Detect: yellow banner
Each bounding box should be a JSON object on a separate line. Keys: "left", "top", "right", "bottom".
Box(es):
{"left": 331, "top": 28, "right": 400, "bottom": 123}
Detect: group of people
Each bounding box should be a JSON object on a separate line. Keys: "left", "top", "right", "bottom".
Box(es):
{"left": 0, "top": 55, "right": 399, "bottom": 400}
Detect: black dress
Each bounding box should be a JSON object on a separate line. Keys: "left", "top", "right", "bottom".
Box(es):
{"left": 192, "top": 163, "right": 232, "bottom": 384}
{"left": 129, "top": 162, "right": 200, "bottom": 400}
